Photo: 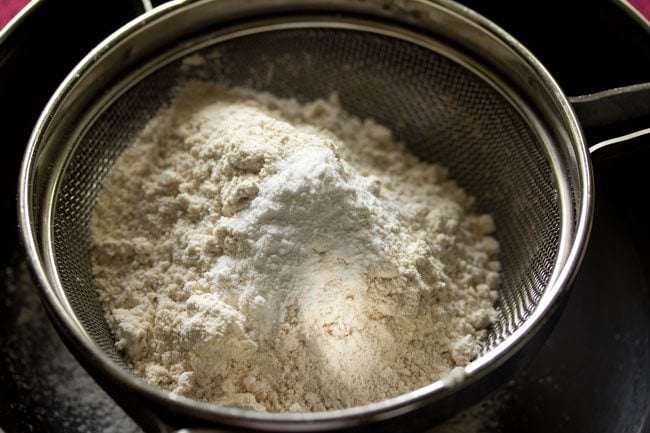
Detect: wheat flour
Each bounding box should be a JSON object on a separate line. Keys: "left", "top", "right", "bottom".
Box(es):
{"left": 91, "top": 82, "right": 500, "bottom": 412}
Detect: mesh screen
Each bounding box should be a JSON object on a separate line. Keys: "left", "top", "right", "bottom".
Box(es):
{"left": 52, "top": 28, "right": 561, "bottom": 367}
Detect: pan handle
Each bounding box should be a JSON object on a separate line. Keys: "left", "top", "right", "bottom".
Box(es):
{"left": 570, "top": 83, "right": 650, "bottom": 160}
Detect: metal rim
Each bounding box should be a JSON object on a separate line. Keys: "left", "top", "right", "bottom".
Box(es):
{"left": 18, "top": 0, "right": 593, "bottom": 429}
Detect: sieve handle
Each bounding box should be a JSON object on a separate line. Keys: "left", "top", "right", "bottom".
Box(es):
{"left": 587, "top": 127, "right": 650, "bottom": 161}
{"left": 570, "top": 82, "right": 650, "bottom": 159}
{"left": 571, "top": 83, "right": 650, "bottom": 130}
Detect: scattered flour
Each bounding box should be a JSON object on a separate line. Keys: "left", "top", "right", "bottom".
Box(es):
{"left": 1, "top": 257, "right": 140, "bottom": 433}
{"left": 91, "top": 82, "right": 500, "bottom": 412}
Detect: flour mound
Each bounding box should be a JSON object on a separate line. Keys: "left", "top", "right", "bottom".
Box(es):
{"left": 91, "top": 82, "right": 500, "bottom": 412}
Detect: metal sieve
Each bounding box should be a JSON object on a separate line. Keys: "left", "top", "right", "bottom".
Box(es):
{"left": 18, "top": 0, "right": 647, "bottom": 431}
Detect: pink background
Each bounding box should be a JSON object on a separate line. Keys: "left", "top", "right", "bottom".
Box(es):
{"left": 0, "top": 0, "right": 30, "bottom": 29}
{"left": 629, "top": 0, "right": 650, "bottom": 18}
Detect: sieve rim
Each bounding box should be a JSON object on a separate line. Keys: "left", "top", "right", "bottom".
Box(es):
{"left": 18, "top": 0, "right": 593, "bottom": 429}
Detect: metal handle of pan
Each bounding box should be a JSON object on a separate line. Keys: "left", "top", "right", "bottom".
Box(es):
{"left": 571, "top": 83, "right": 650, "bottom": 159}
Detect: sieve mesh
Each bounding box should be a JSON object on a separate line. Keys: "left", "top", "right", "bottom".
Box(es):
{"left": 52, "top": 28, "right": 561, "bottom": 369}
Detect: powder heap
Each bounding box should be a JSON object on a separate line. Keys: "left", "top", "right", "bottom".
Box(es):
{"left": 91, "top": 82, "right": 500, "bottom": 412}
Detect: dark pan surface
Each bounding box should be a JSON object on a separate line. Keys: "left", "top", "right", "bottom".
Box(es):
{"left": 1, "top": 0, "right": 648, "bottom": 432}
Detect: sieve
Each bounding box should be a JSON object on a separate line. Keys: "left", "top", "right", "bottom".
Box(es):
{"left": 17, "top": 0, "right": 649, "bottom": 431}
